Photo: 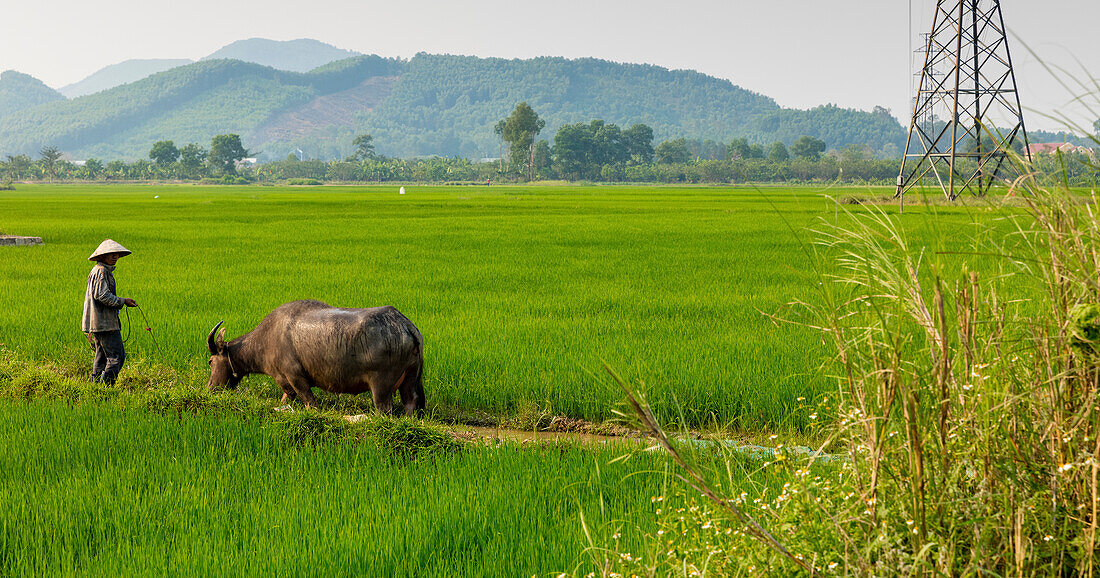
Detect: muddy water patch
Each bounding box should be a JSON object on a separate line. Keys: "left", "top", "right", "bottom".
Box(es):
{"left": 451, "top": 425, "right": 631, "bottom": 445}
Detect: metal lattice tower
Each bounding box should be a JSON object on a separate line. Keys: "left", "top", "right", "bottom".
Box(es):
{"left": 897, "top": 0, "right": 1031, "bottom": 200}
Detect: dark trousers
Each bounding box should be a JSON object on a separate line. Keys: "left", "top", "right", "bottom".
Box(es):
{"left": 91, "top": 330, "right": 125, "bottom": 385}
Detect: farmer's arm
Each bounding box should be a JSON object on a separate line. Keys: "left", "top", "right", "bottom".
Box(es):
{"left": 90, "top": 270, "right": 127, "bottom": 309}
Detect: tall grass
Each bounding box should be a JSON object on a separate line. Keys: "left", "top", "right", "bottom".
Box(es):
{"left": 598, "top": 175, "right": 1100, "bottom": 572}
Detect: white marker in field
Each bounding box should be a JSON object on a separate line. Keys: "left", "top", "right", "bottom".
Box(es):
{"left": 399, "top": 187, "right": 405, "bottom": 195}
{"left": 154, "top": 195, "right": 159, "bottom": 199}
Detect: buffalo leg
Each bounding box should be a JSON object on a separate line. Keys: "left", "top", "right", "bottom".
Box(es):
{"left": 276, "top": 376, "right": 317, "bottom": 408}
{"left": 276, "top": 377, "right": 298, "bottom": 404}
{"left": 395, "top": 367, "right": 420, "bottom": 417}
{"left": 293, "top": 382, "right": 319, "bottom": 408}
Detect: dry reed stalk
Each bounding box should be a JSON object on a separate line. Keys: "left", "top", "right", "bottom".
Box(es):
{"left": 606, "top": 365, "right": 814, "bottom": 573}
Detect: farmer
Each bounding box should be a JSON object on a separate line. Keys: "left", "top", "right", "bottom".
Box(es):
{"left": 82, "top": 239, "right": 137, "bottom": 384}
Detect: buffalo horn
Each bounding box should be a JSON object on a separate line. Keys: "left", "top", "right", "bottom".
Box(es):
{"left": 207, "top": 321, "right": 224, "bottom": 354}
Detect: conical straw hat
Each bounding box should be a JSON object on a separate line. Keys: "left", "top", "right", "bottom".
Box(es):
{"left": 88, "top": 239, "right": 132, "bottom": 261}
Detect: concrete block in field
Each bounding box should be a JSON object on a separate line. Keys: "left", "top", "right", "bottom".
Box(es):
{"left": 0, "top": 236, "right": 44, "bottom": 246}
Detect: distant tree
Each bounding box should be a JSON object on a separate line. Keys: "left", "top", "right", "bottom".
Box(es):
{"left": 685, "top": 139, "right": 724, "bottom": 161}
{"left": 495, "top": 102, "right": 545, "bottom": 179}
{"left": 149, "top": 140, "right": 180, "bottom": 166}
{"left": 790, "top": 135, "right": 827, "bottom": 161}
{"left": 532, "top": 140, "right": 551, "bottom": 177}
{"left": 727, "top": 138, "right": 751, "bottom": 160}
{"left": 105, "top": 160, "right": 127, "bottom": 180}
{"left": 622, "top": 124, "right": 654, "bottom": 164}
{"left": 552, "top": 123, "right": 595, "bottom": 180}
{"left": 589, "top": 120, "right": 627, "bottom": 167}
{"left": 81, "top": 158, "right": 104, "bottom": 179}
{"left": 39, "top": 146, "right": 63, "bottom": 182}
{"left": 1094, "top": 118, "right": 1100, "bottom": 137}
{"left": 347, "top": 134, "right": 376, "bottom": 161}
{"left": 130, "top": 159, "right": 154, "bottom": 180}
{"left": 767, "top": 141, "right": 789, "bottom": 162}
{"left": 208, "top": 134, "right": 249, "bottom": 175}
{"left": 550, "top": 119, "right": 632, "bottom": 180}
{"left": 655, "top": 138, "right": 691, "bottom": 164}
{"left": 872, "top": 105, "right": 894, "bottom": 120}
{"left": 5, "top": 154, "right": 32, "bottom": 180}
{"left": 838, "top": 143, "right": 873, "bottom": 163}
{"left": 728, "top": 138, "right": 765, "bottom": 160}
{"left": 179, "top": 143, "right": 208, "bottom": 179}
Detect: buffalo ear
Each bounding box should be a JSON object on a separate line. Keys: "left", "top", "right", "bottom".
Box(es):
{"left": 216, "top": 327, "right": 227, "bottom": 353}
{"left": 207, "top": 321, "right": 224, "bottom": 354}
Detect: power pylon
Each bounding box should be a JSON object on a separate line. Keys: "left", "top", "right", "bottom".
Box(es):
{"left": 897, "top": 0, "right": 1031, "bottom": 200}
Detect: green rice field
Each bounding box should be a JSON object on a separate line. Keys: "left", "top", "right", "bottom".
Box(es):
{"left": 0, "top": 184, "right": 1005, "bottom": 430}
{"left": 0, "top": 183, "right": 1032, "bottom": 575}
{"left": 0, "top": 398, "right": 666, "bottom": 576}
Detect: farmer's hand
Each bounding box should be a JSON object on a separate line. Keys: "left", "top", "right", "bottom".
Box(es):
{"left": 124, "top": 298, "right": 138, "bottom": 307}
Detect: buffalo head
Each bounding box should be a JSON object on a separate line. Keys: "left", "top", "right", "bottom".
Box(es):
{"left": 206, "top": 321, "right": 242, "bottom": 390}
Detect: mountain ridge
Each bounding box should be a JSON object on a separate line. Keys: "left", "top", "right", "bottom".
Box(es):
{"left": 0, "top": 70, "right": 65, "bottom": 120}
{"left": 202, "top": 38, "right": 361, "bottom": 73}
{"left": 59, "top": 59, "right": 195, "bottom": 98}
{"left": 0, "top": 49, "right": 906, "bottom": 161}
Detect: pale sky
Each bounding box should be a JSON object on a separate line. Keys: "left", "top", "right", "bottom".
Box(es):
{"left": 1, "top": 0, "right": 1097, "bottom": 132}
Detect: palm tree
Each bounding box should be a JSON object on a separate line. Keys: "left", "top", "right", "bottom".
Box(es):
{"left": 39, "top": 146, "right": 63, "bottom": 183}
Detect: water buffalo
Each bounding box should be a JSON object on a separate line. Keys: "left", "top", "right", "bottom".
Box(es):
{"left": 206, "top": 300, "right": 424, "bottom": 416}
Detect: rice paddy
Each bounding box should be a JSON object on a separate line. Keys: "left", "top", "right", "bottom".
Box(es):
{"left": 0, "top": 397, "right": 672, "bottom": 576}
{"left": 0, "top": 183, "right": 1023, "bottom": 575}
{"left": 0, "top": 183, "right": 998, "bottom": 431}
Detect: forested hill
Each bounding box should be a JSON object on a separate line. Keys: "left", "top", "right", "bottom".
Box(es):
{"left": 202, "top": 38, "right": 361, "bottom": 73}
{"left": 0, "top": 53, "right": 906, "bottom": 160}
{"left": 0, "top": 71, "right": 64, "bottom": 120}
{"left": 344, "top": 54, "right": 782, "bottom": 160}
{"left": 59, "top": 59, "right": 194, "bottom": 98}
{"left": 0, "top": 57, "right": 404, "bottom": 160}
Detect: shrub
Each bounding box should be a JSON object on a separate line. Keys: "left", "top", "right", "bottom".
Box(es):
{"left": 1069, "top": 303, "right": 1100, "bottom": 358}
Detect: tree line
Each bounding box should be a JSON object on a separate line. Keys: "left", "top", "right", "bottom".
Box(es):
{"left": 493, "top": 101, "right": 841, "bottom": 181}
{"left": 2, "top": 134, "right": 252, "bottom": 184}
{"left": 1, "top": 107, "right": 1096, "bottom": 187}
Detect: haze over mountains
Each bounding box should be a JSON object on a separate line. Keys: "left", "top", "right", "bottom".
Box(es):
{"left": 202, "top": 38, "right": 361, "bottom": 73}
{"left": 0, "top": 71, "right": 64, "bottom": 118}
{"left": 0, "top": 38, "right": 908, "bottom": 161}
{"left": 59, "top": 59, "right": 195, "bottom": 99}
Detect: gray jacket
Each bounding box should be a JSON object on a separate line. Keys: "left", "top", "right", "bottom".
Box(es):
{"left": 82, "top": 263, "right": 126, "bottom": 332}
